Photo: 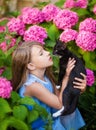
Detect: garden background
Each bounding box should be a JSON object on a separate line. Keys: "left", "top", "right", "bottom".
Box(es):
{"left": 0, "top": 0, "right": 96, "bottom": 130}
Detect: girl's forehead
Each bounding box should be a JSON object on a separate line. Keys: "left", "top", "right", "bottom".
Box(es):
{"left": 31, "top": 45, "right": 43, "bottom": 54}
{"left": 32, "top": 45, "right": 43, "bottom": 50}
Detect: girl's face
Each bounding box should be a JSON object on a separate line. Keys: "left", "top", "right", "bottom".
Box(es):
{"left": 30, "top": 45, "right": 53, "bottom": 69}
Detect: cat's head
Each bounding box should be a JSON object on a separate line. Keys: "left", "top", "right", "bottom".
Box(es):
{"left": 53, "top": 39, "right": 66, "bottom": 57}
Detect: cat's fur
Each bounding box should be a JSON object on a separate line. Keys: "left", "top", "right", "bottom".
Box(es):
{"left": 53, "top": 40, "right": 86, "bottom": 116}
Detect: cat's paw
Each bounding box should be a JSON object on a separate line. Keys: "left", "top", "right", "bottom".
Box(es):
{"left": 52, "top": 106, "right": 64, "bottom": 118}
{"left": 56, "top": 85, "right": 61, "bottom": 89}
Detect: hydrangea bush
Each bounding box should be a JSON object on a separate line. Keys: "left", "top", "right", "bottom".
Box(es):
{"left": 0, "top": 0, "right": 96, "bottom": 129}
{"left": 0, "top": 77, "right": 12, "bottom": 98}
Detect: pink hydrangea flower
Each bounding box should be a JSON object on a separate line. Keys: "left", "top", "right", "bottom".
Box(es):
{"left": 60, "top": 29, "right": 78, "bottom": 43}
{"left": 7, "top": 17, "right": 25, "bottom": 36}
{"left": 0, "top": 77, "right": 12, "bottom": 98}
{"left": 53, "top": 9, "right": 78, "bottom": 30}
{"left": 86, "top": 68, "right": 95, "bottom": 86}
{"left": 0, "top": 26, "right": 5, "bottom": 32}
{"left": 0, "top": 38, "right": 16, "bottom": 52}
{"left": 79, "top": 18, "right": 96, "bottom": 33}
{"left": 74, "top": 0, "right": 88, "bottom": 8}
{"left": 24, "top": 25, "right": 47, "bottom": 44}
{"left": 93, "top": 4, "right": 96, "bottom": 15}
{"left": 9, "top": 38, "right": 16, "bottom": 48}
{"left": 64, "top": 0, "right": 75, "bottom": 9}
{"left": 76, "top": 31, "right": 96, "bottom": 51}
{"left": 42, "top": 4, "right": 60, "bottom": 22}
{"left": 0, "top": 42, "right": 7, "bottom": 51}
{"left": 20, "top": 7, "right": 44, "bottom": 24}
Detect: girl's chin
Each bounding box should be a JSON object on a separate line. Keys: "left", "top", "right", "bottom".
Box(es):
{"left": 47, "top": 62, "right": 53, "bottom": 67}
{"left": 50, "top": 62, "right": 53, "bottom": 66}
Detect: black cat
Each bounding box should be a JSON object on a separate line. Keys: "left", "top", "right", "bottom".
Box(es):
{"left": 53, "top": 39, "right": 86, "bottom": 116}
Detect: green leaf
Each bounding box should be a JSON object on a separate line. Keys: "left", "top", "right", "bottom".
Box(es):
{"left": 89, "top": 0, "right": 96, "bottom": 6}
{"left": 11, "top": 91, "right": 21, "bottom": 104}
{"left": 0, "top": 49, "right": 12, "bottom": 68}
{"left": 79, "top": 92, "right": 96, "bottom": 111}
{"left": 13, "top": 105, "right": 28, "bottom": 121}
{"left": 52, "top": 55, "right": 59, "bottom": 69}
{"left": 16, "top": 36, "right": 22, "bottom": 45}
{"left": 55, "top": 0, "right": 66, "bottom": 7}
{"left": 27, "top": 110, "right": 39, "bottom": 123}
{"left": 78, "top": 48, "right": 86, "bottom": 55}
{"left": 47, "top": 24, "right": 60, "bottom": 41}
{"left": 0, "top": 117, "right": 29, "bottom": 130}
{"left": 45, "top": 39, "right": 56, "bottom": 48}
{"left": 6, "top": 46, "right": 16, "bottom": 56}
{"left": 0, "top": 98, "right": 12, "bottom": 113}
{"left": 0, "top": 120, "right": 8, "bottom": 130}
{"left": 86, "top": 62, "right": 96, "bottom": 70}
{"left": 34, "top": 104, "right": 48, "bottom": 118}
{"left": 18, "top": 96, "right": 36, "bottom": 106}
{"left": 0, "top": 32, "right": 6, "bottom": 42}
{"left": 40, "top": 22, "right": 53, "bottom": 31}
{"left": 2, "top": 67, "right": 12, "bottom": 80}
{"left": 44, "top": 114, "right": 53, "bottom": 130}
{"left": 34, "top": 1, "right": 50, "bottom": 9}
{"left": 0, "top": 98, "right": 12, "bottom": 119}
{"left": 83, "top": 51, "right": 90, "bottom": 62}
{"left": 8, "top": 11, "right": 20, "bottom": 17}
{"left": 89, "top": 85, "right": 96, "bottom": 94}
{"left": 83, "top": 51, "right": 96, "bottom": 70}
{"left": 6, "top": 39, "right": 11, "bottom": 45}
{"left": 0, "top": 19, "right": 8, "bottom": 26}
{"left": 72, "top": 8, "right": 89, "bottom": 17}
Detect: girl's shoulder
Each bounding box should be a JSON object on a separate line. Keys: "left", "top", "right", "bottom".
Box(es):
{"left": 18, "top": 74, "right": 36, "bottom": 97}
{"left": 25, "top": 74, "right": 53, "bottom": 89}
{"left": 19, "top": 74, "right": 53, "bottom": 97}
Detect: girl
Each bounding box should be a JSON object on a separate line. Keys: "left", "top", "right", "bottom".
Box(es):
{"left": 12, "top": 41, "right": 86, "bottom": 130}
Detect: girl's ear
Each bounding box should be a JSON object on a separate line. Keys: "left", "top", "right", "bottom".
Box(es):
{"left": 27, "top": 63, "right": 35, "bottom": 71}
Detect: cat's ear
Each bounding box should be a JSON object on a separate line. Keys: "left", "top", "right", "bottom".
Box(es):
{"left": 63, "top": 42, "right": 67, "bottom": 48}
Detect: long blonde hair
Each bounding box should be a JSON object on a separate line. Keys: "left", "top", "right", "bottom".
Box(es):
{"left": 12, "top": 41, "right": 56, "bottom": 91}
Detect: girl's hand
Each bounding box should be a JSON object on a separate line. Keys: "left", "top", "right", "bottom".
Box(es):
{"left": 65, "top": 58, "right": 76, "bottom": 77}
{"left": 73, "top": 73, "right": 86, "bottom": 93}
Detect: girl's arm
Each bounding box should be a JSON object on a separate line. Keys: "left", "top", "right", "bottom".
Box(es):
{"left": 24, "top": 58, "right": 76, "bottom": 110}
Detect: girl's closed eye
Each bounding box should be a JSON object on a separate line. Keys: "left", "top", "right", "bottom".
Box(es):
{"left": 40, "top": 51, "right": 43, "bottom": 56}
{"left": 39, "top": 49, "right": 43, "bottom": 56}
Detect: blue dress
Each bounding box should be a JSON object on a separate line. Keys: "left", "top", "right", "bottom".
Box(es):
{"left": 19, "top": 74, "right": 85, "bottom": 130}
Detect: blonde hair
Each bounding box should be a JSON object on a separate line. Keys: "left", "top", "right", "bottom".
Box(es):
{"left": 12, "top": 41, "right": 56, "bottom": 91}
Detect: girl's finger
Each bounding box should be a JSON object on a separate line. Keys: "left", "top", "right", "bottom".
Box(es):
{"left": 67, "top": 60, "right": 76, "bottom": 68}
{"left": 73, "top": 81, "right": 81, "bottom": 86}
{"left": 74, "top": 78, "right": 83, "bottom": 82}
{"left": 80, "top": 73, "right": 86, "bottom": 80}
{"left": 68, "top": 58, "right": 75, "bottom": 64}
{"left": 73, "top": 86, "right": 85, "bottom": 89}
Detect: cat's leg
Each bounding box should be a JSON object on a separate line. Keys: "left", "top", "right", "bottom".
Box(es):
{"left": 69, "top": 94, "right": 80, "bottom": 113}
{"left": 61, "top": 91, "right": 71, "bottom": 115}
